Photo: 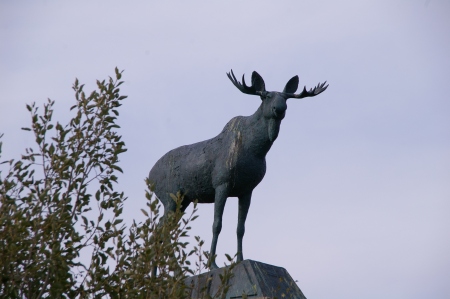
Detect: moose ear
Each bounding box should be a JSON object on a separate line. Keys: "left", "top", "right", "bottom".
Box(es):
{"left": 251, "top": 71, "right": 266, "bottom": 92}
{"left": 283, "top": 75, "right": 299, "bottom": 94}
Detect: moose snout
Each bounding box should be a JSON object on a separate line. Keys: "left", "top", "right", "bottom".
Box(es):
{"left": 272, "top": 104, "right": 287, "bottom": 119}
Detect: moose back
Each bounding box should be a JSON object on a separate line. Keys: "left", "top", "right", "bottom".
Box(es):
{"left": 148, "top": 70, "right": 328, "bottom": 269}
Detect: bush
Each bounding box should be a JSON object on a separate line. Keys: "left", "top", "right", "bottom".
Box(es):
{"left": 0, "top": 69, "right": 213, "bottom": 298}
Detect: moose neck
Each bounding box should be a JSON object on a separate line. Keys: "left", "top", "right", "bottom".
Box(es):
{"left": 244, "top": 104, "right": 282, "bottom": 158}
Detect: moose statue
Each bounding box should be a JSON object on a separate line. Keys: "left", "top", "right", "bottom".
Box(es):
{"left": 149, "top": 70, "right": 328, "bottom": 270}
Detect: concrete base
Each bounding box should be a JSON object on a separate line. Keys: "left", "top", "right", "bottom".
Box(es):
{"left": 186, "top": 259, "right": 307, "bottom": 299}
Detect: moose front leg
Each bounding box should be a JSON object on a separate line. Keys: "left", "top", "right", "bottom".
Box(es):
{"left": 237, "top": 192, "right": 252, "bottom": 262}
{"left": 209, "top": 183, "right": 229, "bottom": 269}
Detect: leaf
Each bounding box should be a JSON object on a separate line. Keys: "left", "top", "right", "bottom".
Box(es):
{"left": 111, "top": 165, "right": 123, "bottom": 173}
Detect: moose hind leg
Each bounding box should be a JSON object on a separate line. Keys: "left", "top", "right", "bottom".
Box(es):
{"left": 151, "top": 194, "right": 190, "bottom": 277}
{"left": 237, "top": 192, "right": 252, "bottom": 262}
{"left": 209, "top": 183, "right": 229, "bottom": 269}
{"left": 151, "top": 196, "right": 176, "bottom": 277}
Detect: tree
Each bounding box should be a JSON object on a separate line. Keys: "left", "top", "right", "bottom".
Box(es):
{"left": 0, "top": 69, "right": 212, "bottom": 298}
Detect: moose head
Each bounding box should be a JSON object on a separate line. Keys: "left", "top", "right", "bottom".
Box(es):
{"left": 228, "top": 70, "right": 328, "bottom": 142}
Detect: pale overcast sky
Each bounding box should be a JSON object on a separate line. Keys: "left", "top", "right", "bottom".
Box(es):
{"left": 1, "top": 1, "right": 449, "bottom": 299}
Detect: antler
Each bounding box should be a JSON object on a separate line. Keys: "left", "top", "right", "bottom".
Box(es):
{"left": 284, "top": 81, "right": 328, "bottom": 99}
{"left": 227, "top": 69, "right": 265, "bottom": 96}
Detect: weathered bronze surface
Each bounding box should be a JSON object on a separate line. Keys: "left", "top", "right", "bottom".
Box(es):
{"left": 149, "top": 70, "right": 328, "bottom": 269}
{"left": 186, "top": 260, "right": 307, "bottom": 299}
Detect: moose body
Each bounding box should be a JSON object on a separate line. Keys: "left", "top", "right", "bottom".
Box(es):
{"left": 149, "top": 70, "right": 327, "bottom": 269}
{"left": 150, "top": 115, "right": 269, "bottom": 204}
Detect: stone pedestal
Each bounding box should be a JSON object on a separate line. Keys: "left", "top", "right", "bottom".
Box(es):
{"left": 186, "top": 259, "right": 307, "bottom": 299}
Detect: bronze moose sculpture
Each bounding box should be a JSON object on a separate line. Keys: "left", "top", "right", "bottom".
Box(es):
{"left": 149, "top": 70, "right": 328, "bottom": 270}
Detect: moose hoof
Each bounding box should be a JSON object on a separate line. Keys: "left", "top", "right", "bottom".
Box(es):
{"left": 209, "top": 261, "right": 219, "bottom": 270}
{"left": 237, "top": 253, "right": 243, "bottom": 262}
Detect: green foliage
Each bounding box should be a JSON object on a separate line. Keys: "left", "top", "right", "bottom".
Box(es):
{"left": 0, "top": 68, "right": 128, "bottom": 298}
{"left": 0, "top": 68, "right": 237, "bottom": 299}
